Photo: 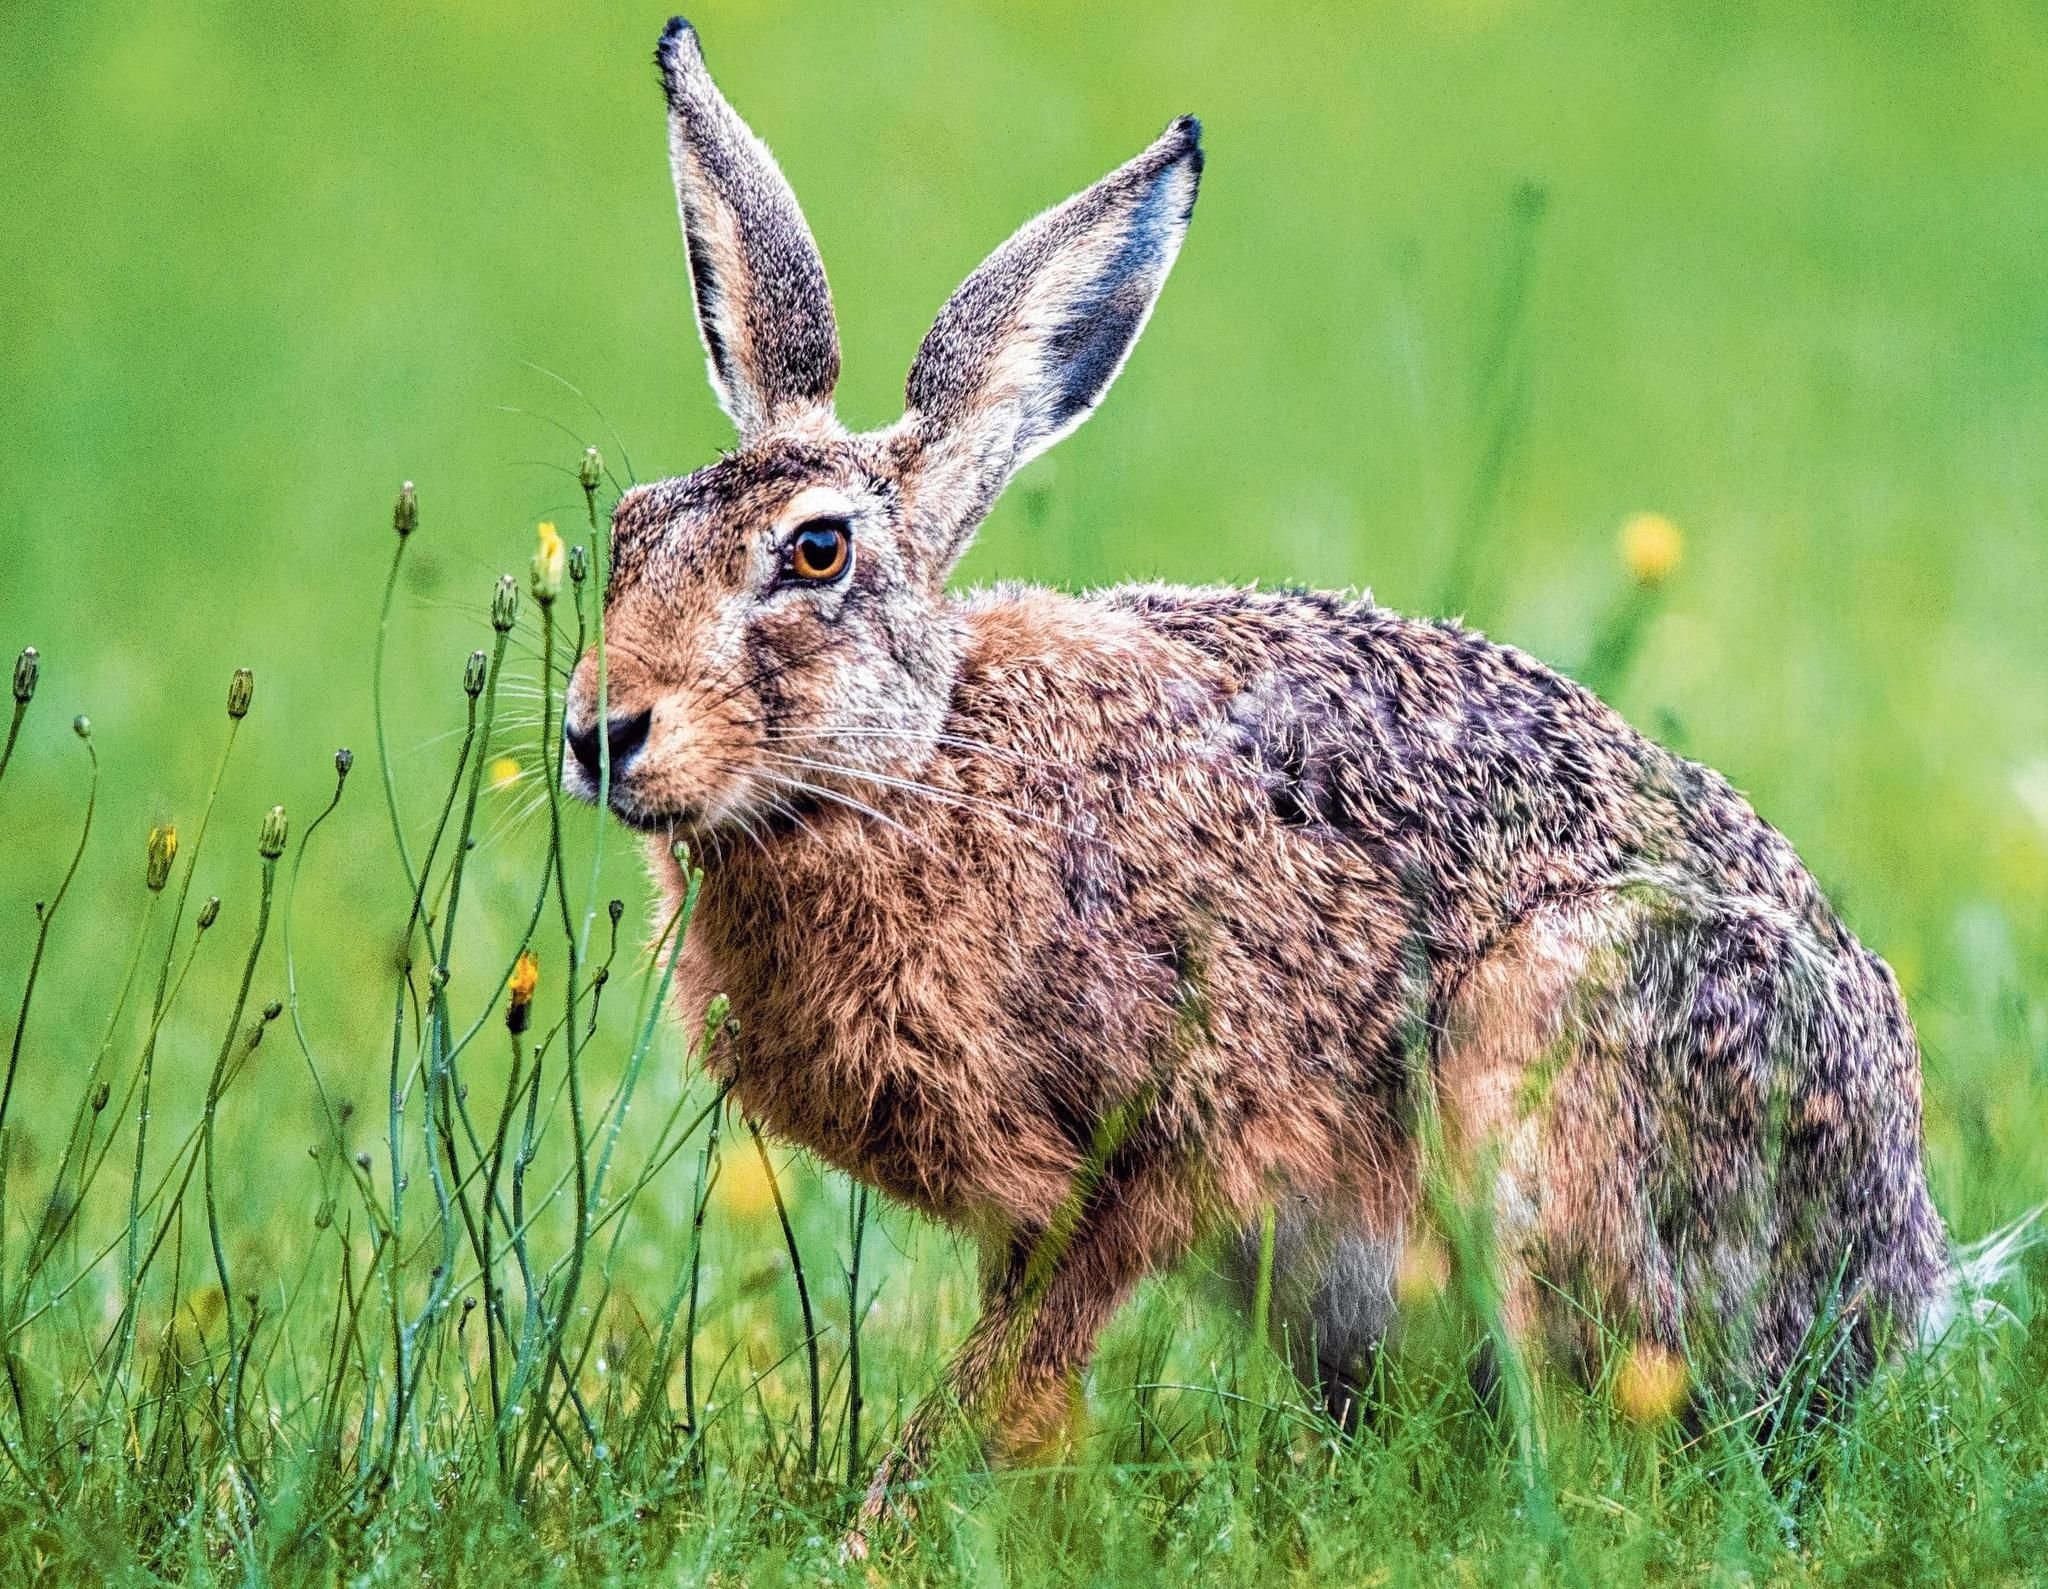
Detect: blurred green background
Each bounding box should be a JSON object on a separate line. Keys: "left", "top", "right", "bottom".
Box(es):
{"left": 4, "top": 0, "right": 2048, "bottom": 1226}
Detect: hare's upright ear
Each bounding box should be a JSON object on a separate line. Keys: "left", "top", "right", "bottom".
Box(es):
{"left": 656, "top": 18, "right": 839, "bottom": 437}
{"left": 899, "top": 116, "right": 1203, "bottom": 573}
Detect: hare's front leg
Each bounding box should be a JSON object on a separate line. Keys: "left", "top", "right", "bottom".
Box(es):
{"left": 852, "top": 1215, "right": 1151, "bottom": 1547}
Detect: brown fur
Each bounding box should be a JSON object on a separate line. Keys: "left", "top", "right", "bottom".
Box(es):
{"left": 565, "top": 20, "right": 1952, "bottom": 1527}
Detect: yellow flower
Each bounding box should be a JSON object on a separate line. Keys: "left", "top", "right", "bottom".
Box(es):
{"left": 1613, "top": 1340, "right": 1689, "bottom": 1424}
{"left": 1619, "top": 512, "right": 1683, "bottom": 587}
{"left": 488, "top": 756, "right": 522, "bottom": 791}
{"left": 506, "top": 949, "right": 540, "bottom": 1036}
{"left": 145, "top": 823, "right": 178, "bottom": 892}
{"left": 532, "top": 520, "right": 565, "bottom": 604}
{"left": 716, "top": 1141, "right": 780, "bottom": 1223}
{"left": 1395, "top": 1232, "right": 1450, "bottom": 1310}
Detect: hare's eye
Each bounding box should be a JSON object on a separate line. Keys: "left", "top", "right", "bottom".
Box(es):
{"left": 786, "top": 519, "right": 851, "bottom": 583}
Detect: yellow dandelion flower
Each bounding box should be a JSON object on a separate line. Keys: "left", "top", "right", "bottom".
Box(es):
{"left": 1619, "top": 512, "right": 1683, "bottom": 587}
{"left": 532, "top": 520, "right": 565, "bottom": 603}
{"left": 1396, "top": 1232, "right": 1450, "bottom": 1310}
{"left": 716, "top": 1141, "right": 780, "bottom": 1223}
{"left": 1613, "top": 1340, "right": 1689, "bottom": 1424}
{"left": 488, "top": 756, "right": 522, "bottom": 791}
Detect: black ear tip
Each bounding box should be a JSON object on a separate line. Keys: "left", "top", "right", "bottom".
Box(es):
{"left": 656, "top": 15, "right": 698, "bottom": 68}
{"left": 655, "top": 16, "right": 701, "bottom": 101}
{"left": 1166, "top": 115, "right": 1204, "bottom": 183}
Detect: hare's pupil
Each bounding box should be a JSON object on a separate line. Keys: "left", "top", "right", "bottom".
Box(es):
{"left": 790, "top": 520, "right": 850, "bottom": 582}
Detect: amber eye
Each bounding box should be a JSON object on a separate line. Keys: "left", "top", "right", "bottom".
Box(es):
{"left": 785, "top": 518, "right": 852, "bottom": 584}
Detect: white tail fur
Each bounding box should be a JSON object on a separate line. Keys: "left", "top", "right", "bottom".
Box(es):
{"left": 1917, "top": 1204, "right": 2045, "bottom": 1349}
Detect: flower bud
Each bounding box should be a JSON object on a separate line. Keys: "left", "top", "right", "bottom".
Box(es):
{"left": 145, "top": 824, "right": 178, "bottom": 892}
{"left": 608, "top": 898, "right": 625, "bottom": 927}
{"left": 335, "top": 747, "right": 354, "bottom": 780}
{"left": 463, "top": 650, "right": 487, "bottom": 699}
{"left": 531, "top": 522, "right": 564, "bottom": 606}
{"left": 568, "top": 543, "right": 588, "bottom": 587}
{"left": 198, "top": 897, "right": 220, "bottom": 931}
{"left": 579, "top": 446, "right": 603, "bottom": 494}
{"left": 491, "top": 575, "right": 519, "bottom": 635}
{"left": 72, "top": 715, "right": 91, "bottom": 740}
{"left": 227, "top": 667, "right": 254, "bottom": 720}
{"left": 507, "top": 950, "right": 540, "bottom": 1036}
{"left": 313, "top": 1200, "right": 334, "bottom": 1231}
{"left": 263, "top": 999, "right": 283, "bottom": 1022}
{"left": 259, "top": 805, "right": 288, "bottom": 860}
{"left": 394, "top": 480, "right": 418, "bottom": 538}
{"left": 90, "top": 1081, "right": 110, "bottom": 1113}
{"left": 11, "top": 647, "right": 36, "bottom": 705}
{"left": 355, "top": 1151, "right": 373, "bottom": 1173}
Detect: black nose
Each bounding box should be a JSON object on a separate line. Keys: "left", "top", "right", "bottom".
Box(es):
{"left": 566, "top": 708, "right": 651, "bottom": 781}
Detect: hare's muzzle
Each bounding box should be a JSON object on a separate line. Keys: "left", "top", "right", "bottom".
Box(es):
{"left": 562, "top": 707, "right": 651, "bottom": 792}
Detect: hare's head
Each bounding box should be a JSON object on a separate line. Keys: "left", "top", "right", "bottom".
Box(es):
{"left": 564, "top": 17, "right": 1201, "bottom": 837}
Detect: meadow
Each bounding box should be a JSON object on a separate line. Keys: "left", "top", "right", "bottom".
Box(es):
{"left": 3, "top": 0, "right": 2048, "bottom": 1581}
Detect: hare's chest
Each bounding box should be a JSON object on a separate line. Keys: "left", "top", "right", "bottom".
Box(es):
{"left": 685, "top": 874, "right": 1078, "bottom": 1224}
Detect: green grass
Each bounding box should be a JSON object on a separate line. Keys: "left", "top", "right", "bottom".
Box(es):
{"left": 3, "top": 0, "right": 2048, "bottom": 1581}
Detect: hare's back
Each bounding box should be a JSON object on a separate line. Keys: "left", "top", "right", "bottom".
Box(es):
{"left": 1094, "top": 583, "right": 1806, "bottom": 934}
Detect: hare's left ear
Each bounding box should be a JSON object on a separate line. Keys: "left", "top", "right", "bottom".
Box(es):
{"left": 657, "top": 18, "right": 839, "bottom": 437}
{"left": 897, "top": 116, "right": 1202, "bottom": 575}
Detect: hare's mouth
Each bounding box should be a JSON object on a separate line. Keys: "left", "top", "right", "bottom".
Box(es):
{"left": 606, "top": 792, "right": 688, "bottom": 835}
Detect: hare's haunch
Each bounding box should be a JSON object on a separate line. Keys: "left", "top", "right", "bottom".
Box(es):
{"left": 565, "top": 14, "right": 1951, "bottom": 1518}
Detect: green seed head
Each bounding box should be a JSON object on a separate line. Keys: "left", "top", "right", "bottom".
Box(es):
{"left": 259, "top": 804, "right": 289, "bottom": 860}
{"left": 463, "top": 650, "right": 487, "bottom": 699}
{"left": 491, "top": 575, "right": 519, "bottom": 635}
{"left": 394, "top": 480, "right": 418, "bottom": 538}
{"left": 227, "top": 667, "right": 254, "bottom": 720}
{"left": 579, "top": 446, "right": 603, "bottom": 494}
{"left": 198, "top": 896, "right": 221, "bottom": 931}
{"left": 145, "top": 824, "right": 178, "bottom": 892}
{"left": 11, "top": 647, "right": 36, "bottom": 705}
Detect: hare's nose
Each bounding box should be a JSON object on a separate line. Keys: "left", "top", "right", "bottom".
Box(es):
{"left": 567, "top": 708, "right": 652, "bottom": 781}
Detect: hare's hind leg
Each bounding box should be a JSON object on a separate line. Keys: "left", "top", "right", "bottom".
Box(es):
{"left": 1439, "top": 890, "right": 1948, "bottom": 1396}
{"left": 1435, "top": 892, "right": 1684, "bottom": 1378}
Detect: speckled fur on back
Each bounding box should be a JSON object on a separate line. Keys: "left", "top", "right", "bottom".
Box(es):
{"left": 566, "top": 17, "right": 1951, "bottom": 1521}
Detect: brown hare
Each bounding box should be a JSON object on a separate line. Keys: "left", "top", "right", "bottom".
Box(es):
{"left": 566, "top": 14, "right": 1974, "bottom": 1528}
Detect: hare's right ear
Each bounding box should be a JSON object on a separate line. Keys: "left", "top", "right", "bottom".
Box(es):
{"left": 657, "top": 18, "right": 839, "bottom": 438}
{"left": 897, "top": 117, "right": 1203, "bottom": 575}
